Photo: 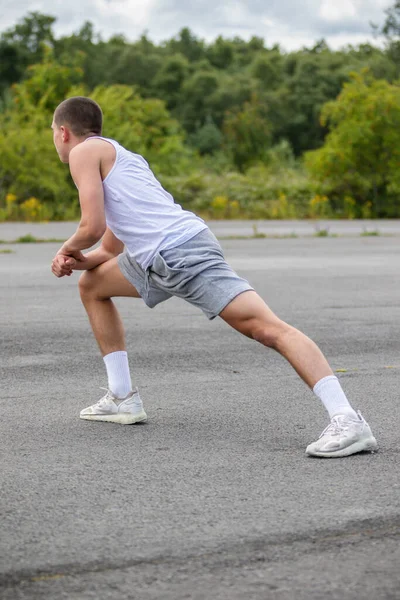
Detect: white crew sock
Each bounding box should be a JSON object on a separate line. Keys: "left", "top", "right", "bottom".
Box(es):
{"left": 103, "top": 351, "right": 132, "bottom": 399}
{"left": 313, "top": 375, "right": 358, "bottom": 420}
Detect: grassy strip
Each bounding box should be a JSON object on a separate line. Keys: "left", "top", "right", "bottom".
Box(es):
{"left": 0, "top": 235, "right": 65, "bottom": 244}
{"left": 360, "top": 229, "right": 380, "bottom": 236}
{"left": 219, "top": 233, "right": 299, "bottom": 240}
{"left": 0, "top": 230, "right": 390, "bottom": 244}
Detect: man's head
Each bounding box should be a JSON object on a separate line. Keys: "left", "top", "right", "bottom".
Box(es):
{"left": 52, "top": 97, "right": 103, "bottom": 163}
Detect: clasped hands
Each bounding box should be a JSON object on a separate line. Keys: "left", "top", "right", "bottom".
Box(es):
{"left": 51, "top": 248, "right": 87, "bottom": 278}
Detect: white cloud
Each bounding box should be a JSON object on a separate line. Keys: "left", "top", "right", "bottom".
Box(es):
{"left": 0, "top": 0, "right": 393, "bottom": 50}
{"left": 319, "top": 0, "right": 357, "bottom": 23}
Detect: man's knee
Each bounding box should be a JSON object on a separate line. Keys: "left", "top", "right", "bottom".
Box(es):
{"left": 79, "top": 270, "right": 101, "bottom": 300}
{"left": 221, "top": 291, "right": 295, "bottom": 349}
{"left": 249, "top": 318, "right": 294, "bottom": 349}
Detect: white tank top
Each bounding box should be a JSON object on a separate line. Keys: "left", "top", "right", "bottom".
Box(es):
{"left": 86, "top": 136, "right": 207, "bottom": 270}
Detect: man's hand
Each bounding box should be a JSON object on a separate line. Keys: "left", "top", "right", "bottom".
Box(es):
{"left": 52, "top": 228, "right": 124, "bottom": 274}
{"left": 51, "top": 254, "right": 77, "bottom": 278}
{"left": 52, "top": 246, "right": 89, "bottom": 277}
{"left": 57, "top": 246, "right": 87, "bottom": 262}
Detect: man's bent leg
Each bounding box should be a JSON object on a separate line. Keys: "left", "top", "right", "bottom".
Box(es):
{"left": 219, "top": 290, "right": 332, "bottom": 388}
{"left": 79, "top": 256, "right": 141, "bottom": 356}
{"left": 78, "top": 257, "right": 147, "bottom": 424}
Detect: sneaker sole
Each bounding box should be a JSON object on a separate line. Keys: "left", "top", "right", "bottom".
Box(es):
{"left": 80, "top": 410, "right": 147, "bottom": 425}
{"left": 306, "top": 435, "right": 378, "bottom": 458}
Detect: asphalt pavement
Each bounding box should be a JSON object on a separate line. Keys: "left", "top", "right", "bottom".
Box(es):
{"left": 1, "top": 227, "right": 400, "bottom": 599}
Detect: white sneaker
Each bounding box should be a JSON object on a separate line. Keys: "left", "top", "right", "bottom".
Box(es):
{"left": 80, "top": 388, "right": 147, "bottom": 425}
{"left": 306, "top": 411, "right": 378, "bottom": 458}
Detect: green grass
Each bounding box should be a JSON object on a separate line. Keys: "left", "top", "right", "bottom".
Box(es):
{"left": 314, "top": 227, "right": 330, "bottom": 237}
{"left": 219, "top": 233, "right": 299, "bottom": 240}
{"left": 0, "top": 236, "right": 65, "bottom": 244}
{"left": 361, "top": 229, "right": 380, "bottom": 236}
{"left": 16, "top": 234, "right": 38, "bottom": 243}
{"left": 0, "top": 248, "right": 14, "bottom": 254}
{"left": 221, "top": 224, "right": 299, "bottom": 240}
{"left": 251, "top": 224, "right": 266, "bottom": 238}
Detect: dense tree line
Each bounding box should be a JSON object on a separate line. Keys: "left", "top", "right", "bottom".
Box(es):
{"left": 1, "top": 5, "right": 400, "bottom": 220}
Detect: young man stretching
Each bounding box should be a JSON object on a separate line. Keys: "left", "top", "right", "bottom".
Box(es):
{"left": 50, "top": 96, "right": 377, "bottom": 458}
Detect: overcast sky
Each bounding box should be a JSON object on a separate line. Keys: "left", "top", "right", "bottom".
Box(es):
{"left": 0, "top": 0, "right": 393, "bottom": 50}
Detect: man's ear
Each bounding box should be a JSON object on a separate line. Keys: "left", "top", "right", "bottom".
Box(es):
{"left": 61, "top": 125, "right": 70, "bottom": 143}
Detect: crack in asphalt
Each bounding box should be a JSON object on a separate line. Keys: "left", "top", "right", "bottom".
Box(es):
{"left": 2, "top": 515, "right": 399, "bottom": 590}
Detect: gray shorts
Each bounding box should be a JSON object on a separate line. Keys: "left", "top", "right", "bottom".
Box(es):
{"left": 117, "top": 228, "right": 253, "bottom": 319}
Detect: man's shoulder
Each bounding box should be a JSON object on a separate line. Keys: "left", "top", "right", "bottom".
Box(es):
{"left": 70, "top": 138, "right": 116, "bottom": 164}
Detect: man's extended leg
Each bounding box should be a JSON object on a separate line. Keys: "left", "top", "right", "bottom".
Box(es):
{"left": 219, "top": 291, "right": 377, "bottom": 457}
{"left": 78, "top": 257, "right": 146, "bottom": 424}
{"left": 220, "top": 290, "right": 332, "bottom": 387}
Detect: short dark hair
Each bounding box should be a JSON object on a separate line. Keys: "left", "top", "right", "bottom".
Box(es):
{"left": 54, "top": 96, "right": 103, "bottom": 136}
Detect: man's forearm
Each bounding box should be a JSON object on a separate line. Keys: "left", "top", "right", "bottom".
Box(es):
{"left": 59, "top": 223, "right": 105, "bottom": 254}
{"left": 72, "top": 247, "right": 116, "bottom": 271}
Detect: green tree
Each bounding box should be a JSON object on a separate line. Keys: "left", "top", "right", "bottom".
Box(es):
{"left": 106, "top": 46, "right": 161, "bottom": 93}
{"left": 223, "top": 94, "right": 271, "bottom": 170}
{"left": 0, "top": 41, "right": 26, "bottom": 96}
{"left": 152, "top": 54, "right": 189, "bottom": 109}
{"left": 0, "top": 48, "right": 86, "bottom": 217}
{"left": 12, "top": 46, "right": 84, "bottom": 112}
{"left": 346, "top": 43, "right": 397, "bottom": 81}
{"left": 1, "top": 11, "right": 55, "bottom": 59}
{"left": 190, "top": 117, "right": 223, "bottom": 154}
{"left": 376, "top": 1, "right": 400, "bottom": 79}
{"left": 275, "top": 48, "right": 350, "bottom": 154}
{"left": 305, "top": 72, "right": 400, "bottom": 216}
{"left": 206, "top": 36, "right": 235, "bottom": 70}
{"left": 0, "top": 53, "right": 192, "bottom": 220}
{"left": 230, "top": 36, "right": 265, "bottom": 68}
{"left": 250, "top": 51, "right": 284, "bottom": 89}
{"left": 54, "top": 21, "right": 103, "bottom": 90}
{"left": 0, "top": 90, "right": 77, "bottom": 219}
{"left": 89, "top": 85, "right": 192, "bottom": 174}
{"left": 165, "top": 28, "right": 205, "bottom": 62}
{"left": 179, "top": 68, "right": 220, "bottom": 131}
{"left": 206, "top": 72, "right": 257, "bottom": 128}
{"left": 381, "top": 0, "right": 400, "bottom": 36}
{"left": 0, "top": 12, "right": 56, "bottom": 97}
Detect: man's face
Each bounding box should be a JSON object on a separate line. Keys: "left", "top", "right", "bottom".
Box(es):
{"left": 51, "top": 119, "right": 69, "bottom": 163}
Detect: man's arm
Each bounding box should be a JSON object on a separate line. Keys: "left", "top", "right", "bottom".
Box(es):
{"left": 57, "top": 143, "right": 107, "bottom": 258}
{"left": 52, "top": 143, "right": 124, "bottom": 278}
{"left": 52, "top": 227, "right": 124, "bottom": 277}
{"left": 72, "top": 228, "right": 125, "bottom": 271}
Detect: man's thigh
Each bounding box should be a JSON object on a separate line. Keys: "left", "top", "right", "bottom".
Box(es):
{"left": 219, "top": 290, "right": 281, "bottom": 325}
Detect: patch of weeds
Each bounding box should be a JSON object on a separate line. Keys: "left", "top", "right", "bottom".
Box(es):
{"left": 15, "top": 234, "right": 38, "bottom": 243}
{"left": 0, "top": 236, "right": 65, "bottom": 244}
{"left": 0, "top": 248, "right": 14, "bottom": 254}
{"left": 361, "top": 229, "right": 380, "bottom": 237}
{"left": 252, "top": 224, "right": 267, "bottom": 239}
{"left": 314, "top": 227, "right": 330, "bottom": 237}
{"left": 219, "top": 232, "right": 299, "bottom": 241}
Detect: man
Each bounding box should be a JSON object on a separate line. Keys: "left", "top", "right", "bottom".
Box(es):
{"left": 51, "top": 96, "right": 377, "bottom": 458}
